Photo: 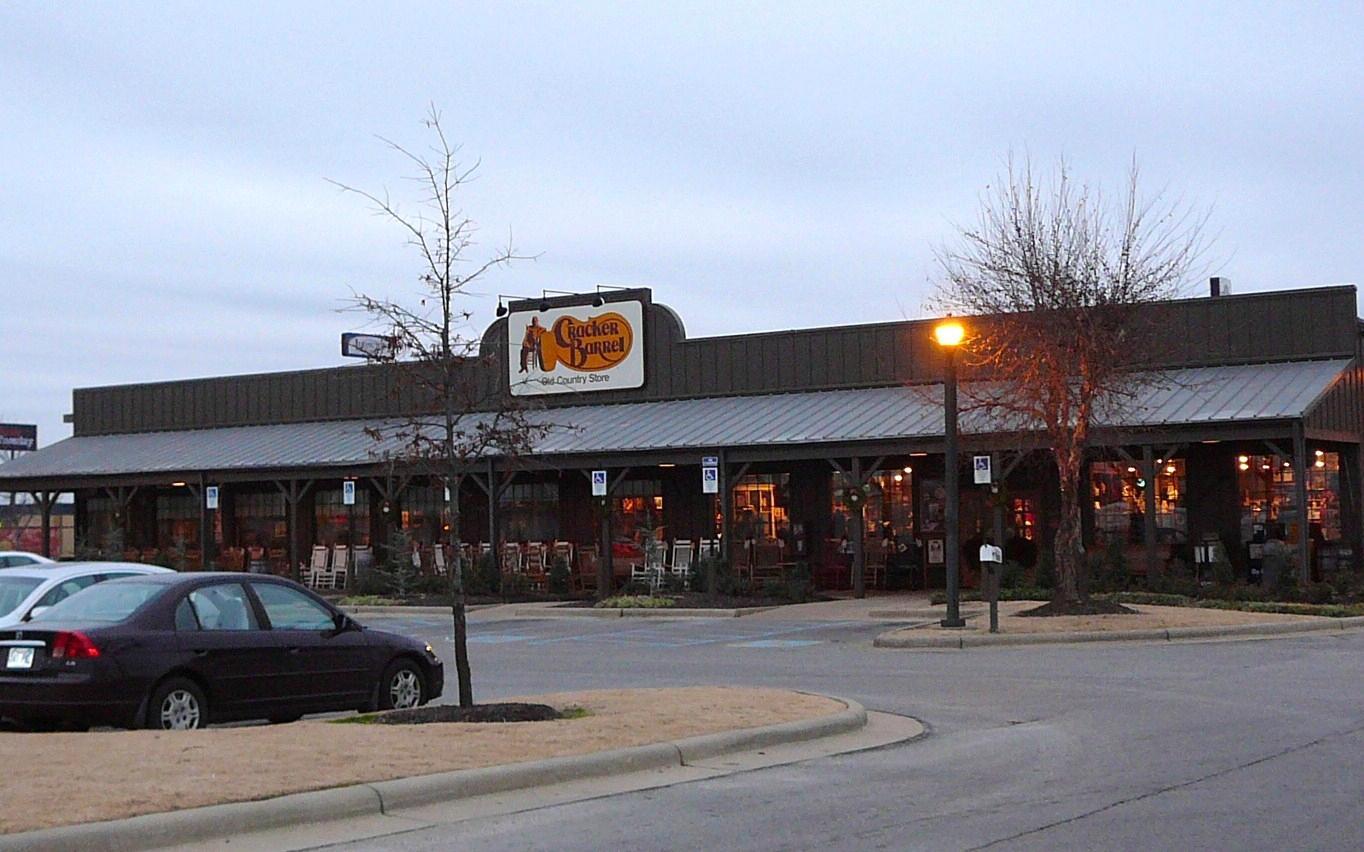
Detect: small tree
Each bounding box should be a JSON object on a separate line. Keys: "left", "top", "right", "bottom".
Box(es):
{"left": 933, "top": 158, "right": 1207, "bottom": 611}
{"left": 335, "top": 107, "right": 548, "bottom": 706}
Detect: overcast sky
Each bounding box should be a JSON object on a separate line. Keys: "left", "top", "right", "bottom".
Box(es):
{"left": 2, "top": 2, "right": 1361, "bottom": 449}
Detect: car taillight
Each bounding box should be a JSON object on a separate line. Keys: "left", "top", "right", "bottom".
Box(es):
{"left": 50, "top": 631, "right": 101, "bottom": 660}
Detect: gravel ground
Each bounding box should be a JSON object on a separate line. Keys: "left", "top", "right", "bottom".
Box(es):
{"left": 886, "top": 601, "right": 1327, "bottom": 635}
{"left": 0, "top": 686, "right": 841, "bottom": 835}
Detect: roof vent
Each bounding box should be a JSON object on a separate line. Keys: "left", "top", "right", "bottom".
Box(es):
{"left": 1209, "top": 276, "right": 1232, "bottom": 297}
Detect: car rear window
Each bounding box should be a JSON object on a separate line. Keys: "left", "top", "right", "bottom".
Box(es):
{"left": 33, "top": 581, "right": 165, "bottom": 623}
{"left": 0, "top": 576, "right": 44, "bottom": 617}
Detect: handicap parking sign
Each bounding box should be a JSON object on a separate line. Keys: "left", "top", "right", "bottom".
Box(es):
{"left": 973, "top": 455, "right": 992, "bottom": 485}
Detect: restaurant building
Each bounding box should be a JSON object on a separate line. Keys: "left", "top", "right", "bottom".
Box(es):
{"left": 1, "top": 283, "right": 1360, "bottom": 591}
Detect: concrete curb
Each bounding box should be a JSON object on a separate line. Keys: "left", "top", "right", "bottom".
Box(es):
{"left": 512, "top": 605, "right": 782, "bottom": 619}
{"left": 873, "top": 615, "right": 1364, "bottom": 649}
{"left": 340, "top": 604, "right": 499, "bottom": 616}
{"left": 1, "top": 696, "right": 867, "bottom": 852}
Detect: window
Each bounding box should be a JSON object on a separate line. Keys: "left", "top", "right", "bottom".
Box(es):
{"left": 175, "top": 598, "right": 200, "bottom": 631}
{"left": 233, "top": 492, "right": 287, "bottom": 548}
{"left": 733, "top": 474, "right": 790, "bottom": 542}
{"left": 315, "top": 486, "right": 370, "bottom": 547}
{"left": 0, "top": 576, "right": 44, "bottom": 618}
{"left": 36, "top": 581, "right": 164, "bottom": 623}
{"left": 831, "top": 470, "right": 912, "bottom": 542}
{"left": 612, "top": 480, "right": 662, "bottom": 543}
{"left": 1237, "top": 452, "right": 1341, "bottom": 543}
{"left": 186, "top": 584, "right": 258, "bottom": 631}
{"left": 253, "top": 583, "right": 335, "bottom": 630}
{"left": 156, "top": 493, "right": 201, "bottom": 548}
{"left": 501, "top": 481, "right": 560, "bottom": 542}
{"left": 34, "top": 575, "right": 99, "bottom": 609}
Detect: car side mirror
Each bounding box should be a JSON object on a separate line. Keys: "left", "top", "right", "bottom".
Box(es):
{"left": 25, "top": 606, "right": 50, "bottom": 622}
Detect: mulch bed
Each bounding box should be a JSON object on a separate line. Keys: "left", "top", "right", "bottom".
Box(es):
{"left": 371, "top": 703, "right": 562, "bottom": 724}
{"left": 1017, "top": 598, "right": 1137, "bottom": 617}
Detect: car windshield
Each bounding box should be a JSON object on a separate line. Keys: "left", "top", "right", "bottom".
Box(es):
{"left": 0, "top": 576, "right": 45, "bottom": 617}
{"left": 34, "top": 580, "right": 165, "bottom": 623}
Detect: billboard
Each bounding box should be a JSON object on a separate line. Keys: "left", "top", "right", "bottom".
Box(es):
{"left": 0, "top": 424, "right": 37, "bottom": 452}
{"left": 507, "top": 300, "right": 645, "bottom": 396}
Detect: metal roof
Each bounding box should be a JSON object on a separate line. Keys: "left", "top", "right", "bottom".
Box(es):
{"left": 0, "top": 359, "right": 1350, "bottom": 482}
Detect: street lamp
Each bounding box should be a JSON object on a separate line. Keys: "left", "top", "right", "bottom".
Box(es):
{"left": 934, "top": 319, "right": 966, "bottom": 628}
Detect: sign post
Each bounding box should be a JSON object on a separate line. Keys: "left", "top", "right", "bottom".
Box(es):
{"left": 979, "top": 541, "right": 1004, "bottom": 633}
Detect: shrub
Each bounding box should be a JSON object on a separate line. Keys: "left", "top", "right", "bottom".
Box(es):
{"left": 779, "top": 561, "right": 815, "bottom": 602}
{"left": 596, "top": 594, "right": 676, "bottom": 609}
{"left": 375, "top": 529, "right": 420, "bottom": 597}
{"left": 1000, "top": 559, "right": 1028, "bottom": 590}
{"left": 548, "top": 557, "right": 571, "bottom": 595}
{"left": 466, "top": 551, "right": 500, "bottom": 596}
{"left": 1034, "top": 548, "right": 1056, "bottom": 589}
{"left": 690, "top": 556, "right": 733, "bottom": 595}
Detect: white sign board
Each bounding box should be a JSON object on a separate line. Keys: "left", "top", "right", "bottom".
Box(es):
{"left": 973, "top": 455, "right": 992, "bottom": 485}
{"left": 205, "top": 486, "right": 219, "bottom": 510}
{"left": 507, "top": 300, "right": 646, "bottom": 396}
{"left": 927, "top": 539, "right": 945, "bottom": 565}
{"left": 343, "top": 480, "right": 356, "bottom": 506}
{"left": 702, "top": 466, "right": 719, "bottom": 494}
{"left": 591, "top": 470, "right": 608, "bottom": 497}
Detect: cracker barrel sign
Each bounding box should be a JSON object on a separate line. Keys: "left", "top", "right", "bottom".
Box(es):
{"left": 507, "top": 300, "right": 645, "bottom": 395}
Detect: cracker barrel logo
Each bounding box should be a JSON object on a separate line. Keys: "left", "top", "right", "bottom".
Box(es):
{"left": 519, "top": 311, "right": 634, "bottom": 374}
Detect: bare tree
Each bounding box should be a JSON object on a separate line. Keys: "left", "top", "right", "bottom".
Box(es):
{"left": 932, "top": 158, "right": 1207, "bottom": 612}
{"left": 334, "top": 107, "right": 548, "bottom": 706}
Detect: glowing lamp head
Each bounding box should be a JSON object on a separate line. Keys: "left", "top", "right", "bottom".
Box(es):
{"left": 933, "top": 320, "right": 965, "bottom": 347}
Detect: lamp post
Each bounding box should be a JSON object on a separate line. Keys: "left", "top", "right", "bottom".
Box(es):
{"left": 934, "top": 319, "right": 967, "bottom": 628}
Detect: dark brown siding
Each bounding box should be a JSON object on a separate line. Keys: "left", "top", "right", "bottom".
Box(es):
{"left": 72, "top": 286, "right": 1360, "bottom": 437}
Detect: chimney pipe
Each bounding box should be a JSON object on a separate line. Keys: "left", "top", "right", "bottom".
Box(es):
{"left": 1209, "top": 276, "right": 1232, "bottom": 297}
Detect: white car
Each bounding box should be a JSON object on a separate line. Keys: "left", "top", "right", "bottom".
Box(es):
{"left": 0, "top": 562, "right": 172, "bottom": 628}
{"left": 0, "top": 552, "right": 56, "bottom": 569}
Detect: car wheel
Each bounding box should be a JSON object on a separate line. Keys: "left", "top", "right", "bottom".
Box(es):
{"left": 147, "top": 678, "right": 207, "bottom": 730}
{"left": 268, "top": 714, "right": 303, "bottom": 725}
{"left": 379, "top": 660, "right": 425, "bottom": 711}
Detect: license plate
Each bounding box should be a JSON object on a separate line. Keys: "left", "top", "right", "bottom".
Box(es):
{"left": 6, "top": 647, "right": 34, "bottom": 669}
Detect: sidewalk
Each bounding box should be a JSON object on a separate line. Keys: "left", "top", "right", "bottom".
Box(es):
{"left": 874, "top": 600, "right": 1364, "bottom": 648}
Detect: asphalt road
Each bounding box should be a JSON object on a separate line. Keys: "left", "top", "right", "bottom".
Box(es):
{"left": 331, "top": 611, "right": 1364, "bottom": 851}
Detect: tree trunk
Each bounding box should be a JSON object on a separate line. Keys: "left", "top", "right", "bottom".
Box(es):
{"left": 1053, "top": 453, "right": 1084, "bottom": 603}
{"left": 446, "top": 477, "right": 473, "bottom": 708}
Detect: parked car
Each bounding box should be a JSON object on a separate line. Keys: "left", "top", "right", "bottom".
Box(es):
{"left": 0, "top": 562, "right": 172, "bottom": 629}
{"left": 0, "top": 573, "right": 443, "bottom": 730}
{"left": 0, "top": 552, "right": 56, "bottom": 569}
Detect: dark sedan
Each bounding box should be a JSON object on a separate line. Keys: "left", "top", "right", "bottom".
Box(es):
{"left": 0, "top": 573, "right": 443, "bottom": 730}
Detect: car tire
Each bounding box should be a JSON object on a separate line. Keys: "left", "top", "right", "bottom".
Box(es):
{"left": 378, "top": 659, "right": 425, "bottom": 711}
{"left": 147, "top": 677, "right": 208, "bottom": 730}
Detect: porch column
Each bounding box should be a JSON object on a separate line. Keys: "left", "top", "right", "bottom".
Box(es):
{"left": 851, "top": 457, "right": 865, "bottom": 598}
{"left": 1293, "top": 423, "right": 1310, "bottom": 583}
{"left": 1143, "top": 446, "right": 1158, "bottom": 577}
{"left": 275, "top": 479, "right": 314, "bottom": 582}
{"left": 32, "top": 491, "right": 56, "bottom": 559}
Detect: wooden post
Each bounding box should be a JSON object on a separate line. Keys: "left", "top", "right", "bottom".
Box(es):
{"left": 1143, "top": 445, "right": 1158, "bottom": 577}
{"left": 851, "top": 457, "right": 865, "bottom": 598}
{"left": 1293, "top": 423, "right": 1310, "bottom": 583}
